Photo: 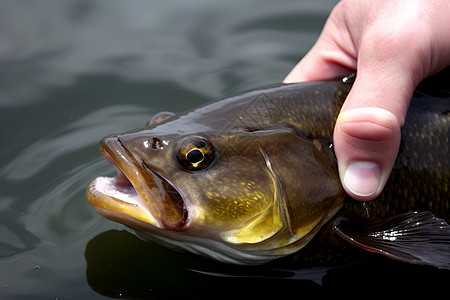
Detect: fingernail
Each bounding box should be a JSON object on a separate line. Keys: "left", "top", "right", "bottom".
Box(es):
{"left": 343, "top": 161, "right": 381, "bottom": 197}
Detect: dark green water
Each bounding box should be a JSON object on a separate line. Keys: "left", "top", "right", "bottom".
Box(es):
{"left": 1, "top": 1, "right": 448, "bottom": 299}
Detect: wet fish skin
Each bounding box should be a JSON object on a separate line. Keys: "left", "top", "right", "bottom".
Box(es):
{"left": 86, "top": 69, "right": 449, "bottom": 266}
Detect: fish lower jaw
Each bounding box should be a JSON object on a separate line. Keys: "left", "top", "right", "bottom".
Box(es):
{"left": 86, "top": 176, "right": 162, "bottom": 228}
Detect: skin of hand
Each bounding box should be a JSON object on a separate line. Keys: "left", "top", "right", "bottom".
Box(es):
{"left": 284, "top": 0, "right": 450, "bottom": 201}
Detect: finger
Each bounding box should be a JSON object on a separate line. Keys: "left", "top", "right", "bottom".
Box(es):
{"left": 334, "top": 107, "right": 401, "bottom": 201}
{"left": 334, "top": 30, "right": 419, "bottom": 201}
{"left": 283, "top": 43, "right": 356, "bottom": 83}
{"left": 283, "top": 2, "right": 358, "bottom": 83}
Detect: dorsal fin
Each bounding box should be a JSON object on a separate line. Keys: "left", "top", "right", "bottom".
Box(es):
{"left": 146, "top": 111, "right": 175, "bottom": 126}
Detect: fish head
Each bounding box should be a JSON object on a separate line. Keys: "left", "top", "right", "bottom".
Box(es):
{"left": 87, "top": 124, "right": 344, "bottom": 263}
{"left": 86, "top": 84, "right": 347, "bottom": 264}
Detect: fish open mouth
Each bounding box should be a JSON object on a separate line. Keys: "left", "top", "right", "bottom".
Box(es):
{"left": 86, "top": 137, "right": 188, "bottom": 231}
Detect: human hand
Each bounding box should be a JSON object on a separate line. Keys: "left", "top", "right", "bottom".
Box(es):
{"left": 284, "top": 0, "right": 450, "bottom": 201}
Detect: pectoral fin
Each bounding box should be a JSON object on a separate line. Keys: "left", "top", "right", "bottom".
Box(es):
{"left": 334, "top": 211, "right": 450, "bottom": 269}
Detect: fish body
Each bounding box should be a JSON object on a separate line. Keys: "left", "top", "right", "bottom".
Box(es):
{"left": 87, "top": 70, "right": 450, "bottom": 266}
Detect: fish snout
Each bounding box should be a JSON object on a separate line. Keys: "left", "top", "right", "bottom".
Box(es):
{"left": 99, "top": 136, "right": 189, "bottom": 231}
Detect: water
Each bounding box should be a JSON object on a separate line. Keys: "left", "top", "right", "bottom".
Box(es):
{"left": 1, "top": 1, "right": 448, "bottom": 299}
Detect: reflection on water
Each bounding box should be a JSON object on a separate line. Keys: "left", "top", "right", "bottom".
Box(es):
{"left": 85, "top": 230, "right": 324, "bottom": 299}
{"left": 1, "top": 0, "right": 449, "bottom": 299}
{"left": 85, "top": 230, "right": 450, "bottom": 299}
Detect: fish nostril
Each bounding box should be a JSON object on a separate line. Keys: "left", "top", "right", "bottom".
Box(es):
{"left": 151, "top": 137, "right": 164, "bottom": 150}
{"left": 143, "top": 137, "right": 168, "bottom": 150}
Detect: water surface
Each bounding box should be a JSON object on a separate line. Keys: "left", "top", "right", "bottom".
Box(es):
{"left": 1, "top": 1, "right": 448, "bottom": 299}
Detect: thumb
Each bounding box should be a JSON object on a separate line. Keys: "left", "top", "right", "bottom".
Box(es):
{"left": 333, "top": 106, "right": 401, "bottom": 201}
{"left": 333, "top": 22, "right": 424, "bottom": 201}
{"left": 332, "top": 4, "right": 427, "bottom": 201}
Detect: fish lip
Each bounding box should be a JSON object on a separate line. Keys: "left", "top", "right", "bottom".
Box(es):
{"left": 87, "top": 136, "right": 189, "bottom": 231}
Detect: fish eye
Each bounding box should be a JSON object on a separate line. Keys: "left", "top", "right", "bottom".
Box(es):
{"left": 176, "top": 136, "right": 215, "bottom": 171}
{"left": 186, "top": 148, "right": 204, "bottom": 164}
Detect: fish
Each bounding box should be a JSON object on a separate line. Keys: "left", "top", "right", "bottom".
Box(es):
{"left": 86, "top": 68, "right": 450, "bottom": 267}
